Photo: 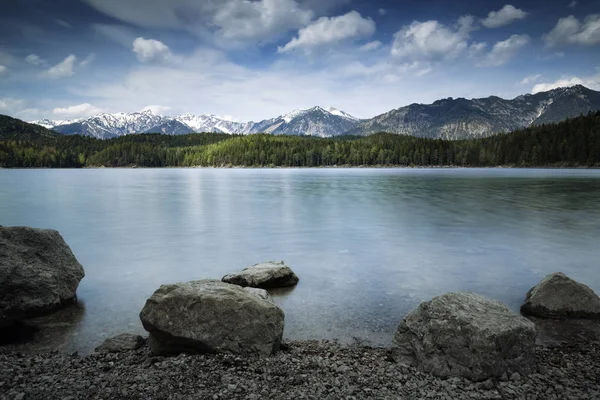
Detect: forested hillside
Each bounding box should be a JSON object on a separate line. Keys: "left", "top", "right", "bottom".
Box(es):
{"left": 1, "top": 112, "right": 599, "bottom": 168}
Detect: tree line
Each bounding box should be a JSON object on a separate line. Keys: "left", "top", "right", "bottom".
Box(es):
{"left": 1, "top": 111, "right": 599, "bottom": 168}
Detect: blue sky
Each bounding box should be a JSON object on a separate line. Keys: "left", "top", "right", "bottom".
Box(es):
{"left": 1, "top": 0, "right": 599, "bottom": 121}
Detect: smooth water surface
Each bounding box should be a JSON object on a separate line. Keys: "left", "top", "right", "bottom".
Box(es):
{"left": 1, "top": 168, "right": 600, "bottom": 353}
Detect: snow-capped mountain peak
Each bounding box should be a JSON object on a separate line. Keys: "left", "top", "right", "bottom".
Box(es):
{"left": 281, "top": 108, "right": 310, "bottom": 123}
{"left": 325, "top": 106, "right": 359, "bottom": 121}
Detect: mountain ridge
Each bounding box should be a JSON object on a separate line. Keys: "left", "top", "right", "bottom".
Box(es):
{"left": 29, "top": 85, "right": 600, "bottom": 140}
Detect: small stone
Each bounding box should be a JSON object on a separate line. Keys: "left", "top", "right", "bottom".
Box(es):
{"left": 510, "top": 372, "right": 521, "bottom": 382}
{"left": 481, "top": 379, "right": 495, "bottom": 390}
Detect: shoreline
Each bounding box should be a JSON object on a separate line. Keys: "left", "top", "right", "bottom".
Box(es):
{"left": 2, "top": 165, "right": 600, "bottom": 170}
{"left": 1, "top": 339, "right": 598, "bottom": 399}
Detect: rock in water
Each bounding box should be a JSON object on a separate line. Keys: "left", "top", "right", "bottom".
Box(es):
{"left": 139, "top": 280, "right": 284, "bottom": 356}
{"left": 393, "top": 292, "right": 536, "bottom": 381}
{"left": 521, "top": 272, "right": 600, "bottom": 319}
{"left": 0, "top": 227, "right": 85, "bottom": 323}
{"left": 96, "top": 333, "right": 145, "bottom": 353}
{"left": 222, "top": 261, "right": 299, "bottom": 289}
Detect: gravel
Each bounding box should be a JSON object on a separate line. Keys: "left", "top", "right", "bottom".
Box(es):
{"left": 1, "top": 339, "right": 599, "bottom": 400}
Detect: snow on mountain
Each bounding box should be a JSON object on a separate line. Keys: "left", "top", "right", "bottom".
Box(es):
{"left": 325, "top": 106, "right": 359, "bottom": 121}
{"left": 31, "top": 118, "right": 80, "bottom": 129}
{"left": 268, "top": 106, "right": 360, "bottom": 137}
{"left": 31, "top": 106, "right": 360, "bottom": 139}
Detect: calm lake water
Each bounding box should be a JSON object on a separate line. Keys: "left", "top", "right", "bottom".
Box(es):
{"left": 1, "top": 168, "right": 600, "bottom": 353}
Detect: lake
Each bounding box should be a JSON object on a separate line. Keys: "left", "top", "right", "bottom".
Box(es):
{"left": 1, "top": 168, "right": 600, "bottom": 354}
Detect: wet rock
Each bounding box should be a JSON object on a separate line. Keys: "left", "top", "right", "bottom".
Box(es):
{"left": 0, "top": 227, "right": 85, "bottom": 324}
{"left": 139, "top": 280, "right": 284, "bottom": 356}
{"left": 222, "top": 261, "right": 299, "bottom": 289}
{"left": 96, "top": 334, "right": 145, "bottom": 353}
{"left": 393, "top": 292, "right": 537, "bottom": 381}
{"left": 521, "top": 272, "right": 600, "bottom": 319}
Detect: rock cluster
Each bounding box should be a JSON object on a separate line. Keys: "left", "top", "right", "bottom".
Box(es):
{"left": 393, "top": 292, "right": 536, "bottom": 381}
{"left": 139, "top": 280, "right": 284, "bottom": 356}
{"left": 222, "top": 261, "right": 299, "bottom": 289}
{"left": 0, "top": 227, "right": 85, "bottom": 330}
{"left": 2, "top": 228, "right": 600, "bottom": 398}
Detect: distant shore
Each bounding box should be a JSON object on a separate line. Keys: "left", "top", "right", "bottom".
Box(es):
{"left": 2, "top": 165, "right": 600, "bottom": 170}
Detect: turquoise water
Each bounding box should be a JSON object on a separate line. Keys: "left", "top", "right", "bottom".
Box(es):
{"left": 1, "top": 168, "right": 600, "bottom": 353}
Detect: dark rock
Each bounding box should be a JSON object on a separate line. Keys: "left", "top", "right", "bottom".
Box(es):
{"left": 139, "top": 280, "right": 284, "bottom": 356}
{"left": 521, "top": 272, "right": 600, "bottom": 319}
{"left": 222, "top": 261, "right": 299, "bottom": 289}
{"left": 392, "top": 292, "right": 537, "bottom": 381}
{"left": 0, "top": 227, "right": 85, "bottom": 324}
{"left": 96, "top": 334, "right": 145, "bottom": 353}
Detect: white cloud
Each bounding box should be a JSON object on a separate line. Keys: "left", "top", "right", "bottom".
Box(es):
{"left": 468, "top": 42, "right": 488, "bottom": 58}
{"left": 84, "top": 0, "right": 313, "bottom": 46}
{"left": 93, "top": 24, "right": 138, "bottom": 47}
{"left": 391, "top": 18, "right": 471, "bottom": 61}
{"left": 532, "top": 77, "right": 584, "bottom": 93}
{"left": 53, "top": 103, "right": 104, "bottom": 118}
{"left": 80, "top": 53, "right": 96, "bottom": 67}
{"left": 531, "top": 73, "right": 600, "bottom": 93}
{"left": 0, "top": 98, "right": 25, "bottom": 114}
{"left": 42, "top": 55, "right": 77, "bottom": 79}
{"left": 359, "top": 41, "right": 382, "bottom": 52}
{"left": 519, "top": 74, "right": 542, "bottom": 85}
{"left": 378, "top": 8, "right": 386, "bottom": 16}
{"left": 213, "top": 0, "right": 313, "bottom": 43}
{"left": 0, "top": 65, "right": 7, "bottom": 74}
{"left": 142, "top": 105, "right": 172, "bottom": 114}
{"left": 544, "top": 14, "right": 600, "bottom": 47}
{"left": 482, "top": 5, "right": 528, "bottom": 28}
{"left": 568, "top": 1, "right": 577, "bottom": 7}
{"left": 477, "top": 34, "right": 529, "bottom": 67}
{"left": 278, "top": 11, "right": 375, "bottom": 54}
{"left": 25, "top": 54, "right": 45, "bottom": 66}
{"left": 132, "top": 37, "right": 177, "bottom": 63}
{"left": 70, "top": 44, "right": 469, "bottom": 121}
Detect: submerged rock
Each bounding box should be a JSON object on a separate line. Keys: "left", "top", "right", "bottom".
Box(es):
{"left": 393, "top": 292, "right": 536, "bottom": 381}
{"left": 140, "top": 280, "right": 284, "bottom": 356}
{"left": 222, "top": 261, "right": 299, "bottom": 289}
{"left": 0, "top": 226, "right": 85, "bottom": 324}
{"left": 96, "top": 333, "right": 145, "bottom": 353}
{"left": 521, "top": 272, "right": 600, "bottom": 319}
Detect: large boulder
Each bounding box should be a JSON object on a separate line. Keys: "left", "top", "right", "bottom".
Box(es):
{"left": 521, "top": 272, "right": 600, "bottom": 319}
{"left": 393, "top": 292, "right": 536, "bottom": 381}
{"left": 222, "top": 261, "right": 299, "bottom": 289}
{"left": 0, "top": 227, "right": 85, "bottom": 323}
{"left": 140, "top": 280, "right": 285, "bottom": 356}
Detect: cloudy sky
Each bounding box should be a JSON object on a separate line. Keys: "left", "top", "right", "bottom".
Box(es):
{"left": 1, "top": 0, "right": 600, "bottom": 122}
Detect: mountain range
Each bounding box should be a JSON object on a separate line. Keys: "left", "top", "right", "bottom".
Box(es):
{"left": 31, "top": 85, "right": 600, "bottom": 140}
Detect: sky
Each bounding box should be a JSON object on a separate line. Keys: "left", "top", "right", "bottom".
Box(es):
{"left": 1, "top": 0, "right": 600, "bottom": 122}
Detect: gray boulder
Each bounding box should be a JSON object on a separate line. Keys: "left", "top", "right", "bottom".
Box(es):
{"left": 140, "top": 280, "right": 284, "bottom": 356}
{"left": 521, "top": 272, "right": 600, "bottom": 319}
{"left": 96, "top": 333, "right": 145, "bottom": 353}
{"left": 393, "top": 292, "right": 536, "bottom": 381}
{"left": 0, "top": 227, "right": 85, "bottom": 323}
{"left": 222, "top": 261, "right": 299, "bottom": 289}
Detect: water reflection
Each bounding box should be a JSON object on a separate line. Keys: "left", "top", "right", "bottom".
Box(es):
{"left": 0, "top": 168, "right": 599, "bottom": 353}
